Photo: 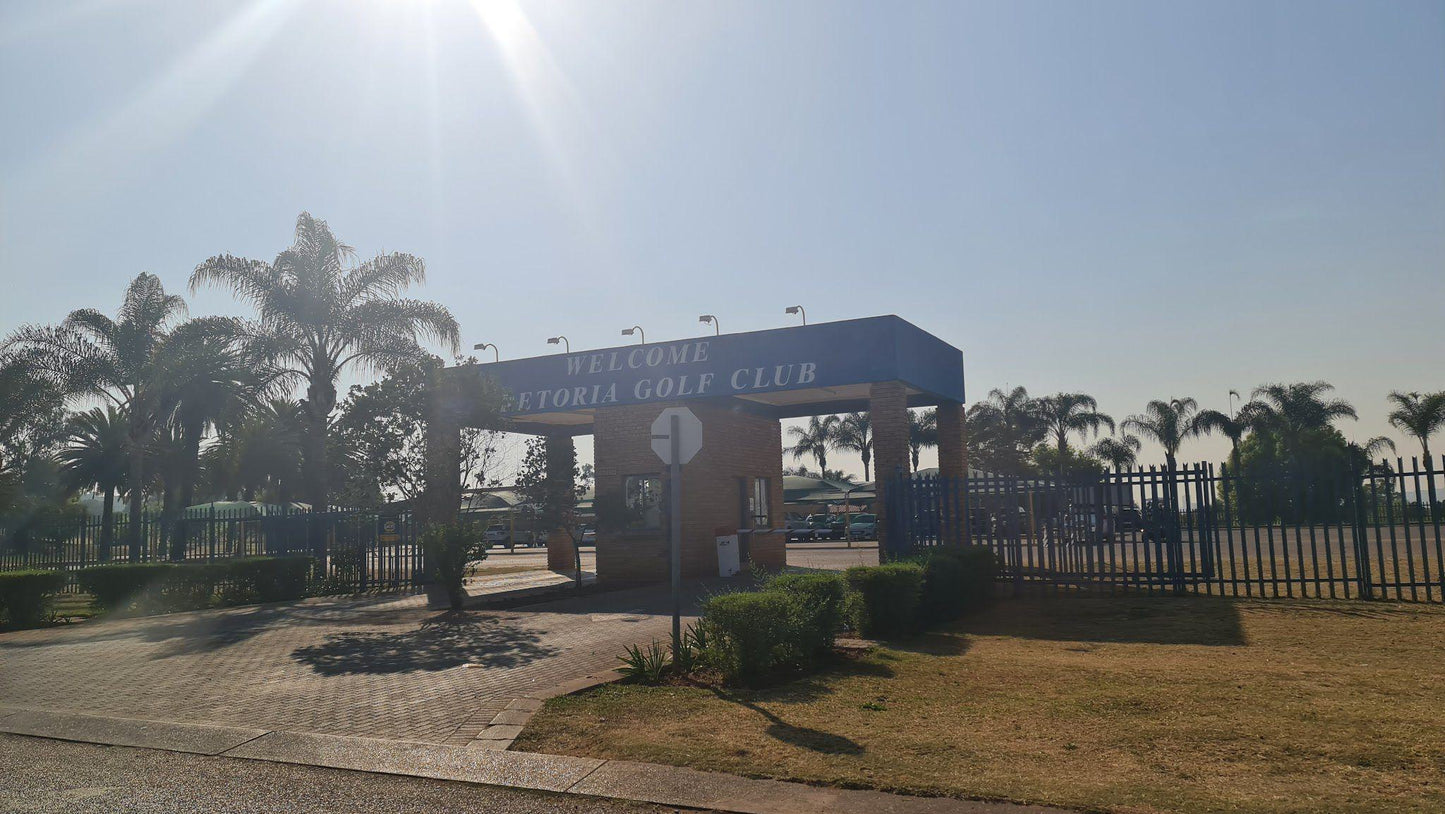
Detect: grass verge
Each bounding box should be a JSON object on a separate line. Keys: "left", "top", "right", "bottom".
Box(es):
{"left": 514, "top": 595, "right": 1445, "bottom": 813}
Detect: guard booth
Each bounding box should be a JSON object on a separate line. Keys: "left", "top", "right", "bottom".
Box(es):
{"left": 421, "top": 315, "right": 966, "bottom": 586}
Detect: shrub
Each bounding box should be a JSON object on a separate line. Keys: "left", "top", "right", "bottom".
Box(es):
{"left": 0, "top": 570, "right": 67, "bottom": 628}
{"left": 77, "top": 563, "right": 182, "bottom": 613}
{"left": 223, "top": 556, "right": 314, "bottom": 603}
{"left": 918, "top": 546, "right": 998, "bottom": 623}
{"left": 701, "top": 589, "right": 798, "bottom": 684}
{"left": 845, "top": 562, "right": 925, "bottom": 638}
{"left": 421, "top": 522, "right": 488, "bottom": 610}
{"left": 770, "top": 572, "right": 847, "bottom": 659}
{"left": 618, "top": 640, "right": 670, "bottom": 683}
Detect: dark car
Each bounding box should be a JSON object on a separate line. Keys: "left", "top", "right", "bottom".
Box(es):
{"left": 806, "top": 514, "right": 844, "bottom": 540}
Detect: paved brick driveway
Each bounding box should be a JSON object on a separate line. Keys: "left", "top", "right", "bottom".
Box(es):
{"left": 0, "top": 586, "right": 678, "bottom": 746}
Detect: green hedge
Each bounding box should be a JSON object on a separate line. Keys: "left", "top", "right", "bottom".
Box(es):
{"left": 700, "top": 590, "right": 800, "bottom": 684}
{"left": 0, "top": 570, "right": 67, "bottom": 628}
{"left": 770, "top": 572, "right": 847, "bottom": 659}
{"left": 918, "top": 546, "right": 998, "bottom": 622}
{"left": 845, "top": 562, "right": 925, "bottom": 638}
{"left": 76, "top": 557, "right": 315, "bottom": 615}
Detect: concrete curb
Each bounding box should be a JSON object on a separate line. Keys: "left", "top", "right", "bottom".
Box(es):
{"left": 0, "top": 707, "right": 1068, "bottom": 814}
{"left": 469, "top": 668, "right": 626, "bottom": 749}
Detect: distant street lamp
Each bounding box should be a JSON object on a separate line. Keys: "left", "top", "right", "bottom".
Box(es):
{"left": 472, "top": 342, "right": 499, "bottom": 362}
{"left": 1228, "top": 389, "right": 1241, "bottom": 419}
{"left": 547, "top": 336, "right": 570, "bottom": 354}
{"left": 621, "top": 325, "right": 644, "bottom": 344}
{"left": 698, "top": 314, "right": 719, "bottom": 336}
{"left": 785, "top": 305, "right": 807, "bottom": 325}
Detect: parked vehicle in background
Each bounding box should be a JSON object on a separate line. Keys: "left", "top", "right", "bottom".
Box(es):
{"left": 785, "top": 516, "right": 818, "bottom": 542}
{"left": 807, "top": 513, "right": 844, "bottom": 540}
{"left": 580, "top": 526, "right": 596, "bottom": 545}
{"left": 484, "top": 524, "right": 511, "bottom": 547}
{"left": 848, "top": 513, "right": 878, "bottom": 540}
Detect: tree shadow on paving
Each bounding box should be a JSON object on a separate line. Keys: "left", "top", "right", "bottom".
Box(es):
{"left": 708, "top": 686, "right": 864, "bottom": 756}
{"left": 954, "top": 594, "right": 1247, "bottom": 646}
{"left": 291, "top": 610, "right": 558, "bottom": 675}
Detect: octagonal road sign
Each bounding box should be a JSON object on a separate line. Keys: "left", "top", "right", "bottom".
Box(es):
{"left": 651, "top": 406, "right": 702, "bottom": 465}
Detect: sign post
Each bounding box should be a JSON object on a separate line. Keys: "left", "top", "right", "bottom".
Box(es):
{"left": 651, "top": 407, "right": 702, "bottom": 655}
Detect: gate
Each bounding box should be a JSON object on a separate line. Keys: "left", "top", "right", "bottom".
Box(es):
{"left": 886, "top": 457, "right": 1445, "bottom": 603}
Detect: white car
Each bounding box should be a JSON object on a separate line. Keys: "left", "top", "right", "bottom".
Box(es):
{"left": 847, "top": 514, "right": 878, "bottom": 540}
{"left": 484, "top": 524, "right": 511, "bottom": 546}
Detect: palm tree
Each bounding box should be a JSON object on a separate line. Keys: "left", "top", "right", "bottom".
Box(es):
{"left": 1091, "top": 433, "right": 1141, "bottom": 470}
{"left": 786, "top": 415, "right": 840, "bottom": 474}
{"left": 908, "top": 408, "right": 937, "bottom": 471}
{"left": 1195, "top": 408, "right": 1248, "bottom": 471}
{"left": 1122, "top": 398, "right": 1206, "bottom": 472}
{"left": 191, "top": 213, "right": 460, "bottom": 514}
{"left": 57, "top": 407, "right": 129, "bottom": 559}
{"left": 5, "top": 273, "right": 191, "bottom": 560}
{"left": 965, "top": 386, "right": 1042, "bottom": 475}
{"left": 1386, "top": 391, "right": 1445, "bottom": 463}
{"left": 0, "top": 359, "right": 57, "bottom": 473}
{"left": 834, "top": 413, "right": 872, "bottom": 480}
{"left": 203, "top": 399, "right": 304, "bottom": 502}
{"left": 1239, "top": 382, "right": 1357, "bottom": 462}
{"left": 1037, "top": 393, "right": 1114, "bottom": 475}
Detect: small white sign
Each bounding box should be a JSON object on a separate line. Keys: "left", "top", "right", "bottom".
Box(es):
{"left": 715, "top": 534, "right": 740, "bottom": 577}
{"left": 650, "top": 406, "right": 703, "bottom": 465}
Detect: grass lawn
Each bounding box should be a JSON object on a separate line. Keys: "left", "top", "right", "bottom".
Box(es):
{"left": 514, "top": 595, "right": 1445, "bottom": 813}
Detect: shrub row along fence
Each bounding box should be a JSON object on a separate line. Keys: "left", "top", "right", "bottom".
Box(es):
{"left": 887, "top": 456, "right": 1445, "bottom": 603}
{"left": 0, "top": 506, "right": 423, "bottom": 594}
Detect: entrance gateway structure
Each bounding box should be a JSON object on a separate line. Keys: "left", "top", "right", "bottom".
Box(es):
{"left": 421, "top": 315, "right": 966, "bottom": 585}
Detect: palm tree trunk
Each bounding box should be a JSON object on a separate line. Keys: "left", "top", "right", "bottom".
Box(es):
{"left": 126, "top": 446, "right": 145, "bottom": 562}
{"left": 169, "top": 426, "right": 203, "bottom": 561}
{"left": 100, "top": 486, "right": 115, "bottom": 562}
{"left": 861, "top": 451, "right": 870, "bottom": 481}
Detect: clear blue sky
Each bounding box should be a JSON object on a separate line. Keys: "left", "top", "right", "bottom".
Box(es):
{"left": 2, "top": 0, "right": 1442, "bottom": 477}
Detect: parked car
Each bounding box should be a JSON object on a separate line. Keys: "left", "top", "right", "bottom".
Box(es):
{"left": 785, "top": 516, "right": 818, "bottom": 542}
{"left": 807, "top": 513, "right": 844, "bottom": 540}
{"left": 484, "top": 524, "right": 511, "bottom": 546}
{"left": 580, "top": 525, "right": 597, "bottom": 545}
{"left": 848, "top": 513, "right": 878, "bottom": 540}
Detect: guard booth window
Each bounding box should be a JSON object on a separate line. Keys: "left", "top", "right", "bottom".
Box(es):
{"left": 751, "top": 478, "right": 770, "bottom": 529}
{"left": 624, "top": 474, "right": 662, "bottom": 529}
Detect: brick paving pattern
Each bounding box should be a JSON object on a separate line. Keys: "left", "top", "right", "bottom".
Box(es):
{"left": 0, "top": 586, "right": 676, "bottom": 746}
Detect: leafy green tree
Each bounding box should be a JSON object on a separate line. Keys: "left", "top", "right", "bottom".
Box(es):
{"left": 513, "top": 436, "right": 586, "bottom": 586}
{"left": 1386, "top": 390, "right": 1445, "bottom": 462}
{"left": 1238, "top": 382, "right": 1357, "bottom": 465}
{"left": 1037, "top": 393, "right": 1114, "bottom": 462}
{"left": 191, "top": 212, "right": 460, "bottom": 514}
{"left": 908, "top": 408, "right": 938, "bottom": 471}
{"left": 1028, "top": 443, "right": 1105, "bottom": 479}
{"left": 333, "top": 356, "right": 503, "bottom": 503}
{"left": 1122, "top": 398, "right": 1206, "bottom": 472}
{"left": 834, "top": 412, "right": 872, "bottom": 480}
{"left": 787, "top": 415, "right": 840, "bottom": 474}
{"left": 57, "top": 406, "right": 128, "bottom": 558}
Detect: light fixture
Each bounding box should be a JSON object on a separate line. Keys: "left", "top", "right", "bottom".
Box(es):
{"left": 698, "top": 314, "right": 719, "bottom": 336}
{"left": 785, "top": 305, "right": 807, "bottom": 325}
{"left": 621, "top": 325, "right": 644, "bottom": 344}
{"left": 547, "top": 336, "right": 570, "bottom": 354}
{"left": 472, "top": 342, "right": 499, "bottom": 362}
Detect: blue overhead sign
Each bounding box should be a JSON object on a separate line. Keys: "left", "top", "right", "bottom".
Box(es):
{"left": 465, "top": 315, "right": 964, "bottom": 419}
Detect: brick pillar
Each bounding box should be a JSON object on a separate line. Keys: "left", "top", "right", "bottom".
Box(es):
{"left": 936, "top": 400, "right": 968, "bottom": 545}
{"left": 869, "top": 381, "right": 910, "bottom": 558}
{"left": 420, "top": 374, "right": 463, "bottom": 530}
{"left": 544, "top": 434, "right": 579, "bottom": 572}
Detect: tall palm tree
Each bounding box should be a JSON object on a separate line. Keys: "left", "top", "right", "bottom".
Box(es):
{"left": 1386, "top": 391, "right": 1445, "bottom": 463}
{"left": 4, "top": 273, "right": 191, "bottom": 560}
{"left": 1122, "top": 398, "right": 1205, "bottom": 472}
{"left": 203, "top": 399, "right": 304, "bottom": 502}
{"left": 1037, "top": 393, "right": 1114, "bottom": 473}
{"left": 57, "top": 407, "right": 129, "bottom": 559}
{"left": 1195, "top": 408, "right": 1248, "bottom": 471}
{"left": 1091, "top": 433, "right": 1142, "bottom": 470}
{"left": 1239, "top": 382, "right": 1357, "bottom": 462}
{"left": 786, "top": 415, "right": 840, "bottom": 474}
{"left": 908, "top": 408, "right": 937, "bottom": 471}
{"left": 0, "top": 359, "right": 57, "bottom": 473}
{"left": 191, "top": 213, "right": 460, "bottom": 514}
{"left": 834, "top": 412, "right": 872, "bottom": 480}
{"left": 966, "top": 386, "right": 1042, "bottom": 474}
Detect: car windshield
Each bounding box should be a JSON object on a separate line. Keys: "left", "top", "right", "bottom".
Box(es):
{"left": 852, "top": 514, "right": 876, "bottom": 523}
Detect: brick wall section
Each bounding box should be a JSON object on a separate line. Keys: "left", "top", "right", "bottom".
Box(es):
{"left": 544, "top": 434, "right": 579, "bottom": 571}
{"left": 869, "top": 381, "right": 909, "bottom": 555}
{"left": 593, "top": 401, "right": 785, "bottom": 586}
{"left": 936, "top": 399, "right": 968, "bottom": 544}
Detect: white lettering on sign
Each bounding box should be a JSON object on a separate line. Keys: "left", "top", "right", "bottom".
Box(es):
{"left": 509, "top": 339, "right": 818, "bottom": 413}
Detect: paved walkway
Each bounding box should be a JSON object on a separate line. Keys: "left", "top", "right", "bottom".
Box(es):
{"left": 0, "top": 583, "right": 680, "bottom": 746}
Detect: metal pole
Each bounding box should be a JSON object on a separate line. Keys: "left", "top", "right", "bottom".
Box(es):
{"left": 669, "top": 414, "right": 683, "bottom": 653}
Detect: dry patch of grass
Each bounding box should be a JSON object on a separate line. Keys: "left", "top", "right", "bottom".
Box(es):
{"left": 515, "top": 595, "right": 1445, "bottom": 813}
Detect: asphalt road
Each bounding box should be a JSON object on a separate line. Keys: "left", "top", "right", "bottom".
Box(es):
{"left": 0, "top": 734, "right": 682, "bottom": 814}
